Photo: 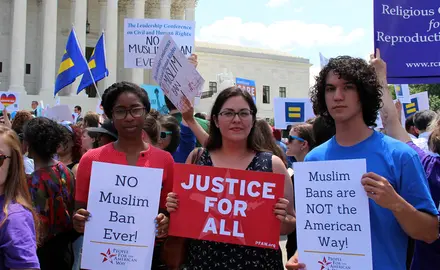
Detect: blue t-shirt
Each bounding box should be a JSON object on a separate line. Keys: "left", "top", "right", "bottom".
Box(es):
{"left": 305, "top": 131, "right": 438, "bottom": 270}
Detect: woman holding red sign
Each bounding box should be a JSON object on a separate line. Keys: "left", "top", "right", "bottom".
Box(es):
{"left": 166, "top": 87, "right": 295, "bottom": 269}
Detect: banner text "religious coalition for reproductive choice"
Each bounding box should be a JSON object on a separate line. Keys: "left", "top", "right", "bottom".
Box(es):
{"left": 374, "top": 0, "right": 440, "bottom": 84}
{"left": 168, "top": 164, "right": 285, "bottom": 249}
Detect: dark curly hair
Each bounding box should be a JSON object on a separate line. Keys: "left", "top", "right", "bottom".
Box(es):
{"left": 60, "top": 124, "right": 83, "bottom": 163}
{"left": 310, "top": 56, "right": 382, "bottom": 127}
{"left": 23, "top": 117, "right": 65, "bottom": 162}
{"left": 102, "top": 81, "right": 150, "bottom": 120}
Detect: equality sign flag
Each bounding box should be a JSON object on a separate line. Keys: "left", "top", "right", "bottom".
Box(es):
{"left": 168, "top": 163, "right": 285, "bottom": 249}
{"left": 374, "top": 0, "right": 440, "bottom": 84}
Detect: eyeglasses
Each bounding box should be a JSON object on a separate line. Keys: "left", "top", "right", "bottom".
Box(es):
{"left": 288, "top": 135, "right": 305, "bottom": 143}
{"left": 0, "top": 154, "right": 11, "bottom": 168}
{"left": 160, "top": 131, "right": 172, "bottom": 139}
{"left": 112, "top": 107, "right": 146, "bottom": 120}
{"left": 218, "top": 109, "right": 253, "bottom": 120}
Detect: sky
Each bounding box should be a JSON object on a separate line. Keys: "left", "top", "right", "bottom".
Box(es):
{"left": 195, "top": 0, "right": 375, "bottom": 86}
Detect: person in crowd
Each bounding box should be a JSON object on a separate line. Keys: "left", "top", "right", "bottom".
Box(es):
{"left": 0, "top": 126, "right": 40, "bottom": 270}
{"left": 85, "top": 119, "right": 118, "bottom": 147}
{"left": 311, "top": 116, "right": 336, "bottom": 146}
{"left": 166, "top": 87, "right": 295, "bottom": 269}
{"left": 272, "top": 127, "right": 290, "bottom": 168}
{"left": 81, "top": 112, "right": 100, "bottom": 128}
{"left": 72, "top": 82, "right": 173, "bottom": 269}
{"left": 24, "top": 117, "right": 76, "bottom": 269}
{"left": 286, "top": 53, "right": 438, "bottom": 270}
{"left": 10, "top": 110, "right": 34, "bottom": 175}
{"left": 31, "top": 101, "right": 38, "bottom": 116}
{"left": 80, "top": 130, "right": 100, "bottom": 152}
{"left": 194, "top": 112, "right": 207, "bottom": 120}
{"left": 254, "top": 119, "right": 288, "bottom": 167}
{"left": 74, "top": 106, "right": 83, "bottom": 123}
{"left": 143, "top": 110, "right": 161, "bottom": 146}
{"left": 57, "top": 122, "right": 82, "bottom": 177}
{"left": 372, "top": 52, "right": 440, "bottom": 270}
{"left": 413, "top": 110, "right": 437, "bottom": 152}
{"left": 157, "top": 113, "right": 198, "bottom": 163}
{"left": 157, "top": 115, "right": 181, "bottom": 154}
{"left": 284, "top": 123, "right": 315, "bottom": 258}
{"left": 405, "top": 114, "right": 419, "bottom": 140}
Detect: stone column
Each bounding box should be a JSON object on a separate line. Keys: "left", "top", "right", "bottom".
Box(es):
{"left": 60, "top": 0, "right": 87, "bottom": 96}
{"left": 8, "top": 0, "right": 28, "bottom": 93}
{"left": 129, "top": 0, "right": 146, "bottom": 85}
{"left": 99, "top": 0, "right": 107, "bottom": 31}
{"left": 105, "top": 0, "right": 118, "bottom": 89}
{"left": 39, "top": 0, "right": 58, "bottom": 95}
{"left": 184, "top": 0, "right": 196, "bottom": 21}
{"left": 160, "top": 0, "right": 171, "bottom": 19}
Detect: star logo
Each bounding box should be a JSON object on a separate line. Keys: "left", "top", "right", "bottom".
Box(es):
{"left": 318, "top": 257, "right": 332, "bottom": 270}
{"left": 100, "top": 248, "right": 116, "bottom": 263}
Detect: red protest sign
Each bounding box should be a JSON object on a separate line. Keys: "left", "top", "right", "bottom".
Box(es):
{"left": 168, "top": 163, "right": 285, "bottom": 249}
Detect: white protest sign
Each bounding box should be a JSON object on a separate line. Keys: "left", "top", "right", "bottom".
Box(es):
{"left": 293, "top": 159, "right": 372, "bottom": 270}
{"left": 124, "top": 18, "right": 195, "bottom": 69}
{"left": 0, "top": 92, "right": 19, "bottom": 112}
{"left": 152, "top": 34, "right": 205, "bottom": 111}
{"left": 273, "top": 97, "right": 315, "bottom": 129}
{"left": 45, "top": 105, "right": 73, "bottom": 122}
{"left": 81, "top": 162, "right": 163, "bottom": 270}
{"left": 395, "top": 84, "right": 411, "bottom": 103}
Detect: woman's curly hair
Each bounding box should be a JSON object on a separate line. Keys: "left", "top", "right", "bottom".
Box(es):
{"left": 23, "top": 117, "right": 65, "bottom": 162}
{"left": 310, "top": 56, "right": 383, "bottom": 127}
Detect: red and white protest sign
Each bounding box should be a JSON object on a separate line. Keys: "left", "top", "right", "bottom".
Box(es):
{"left": 168, "top": 164, "right": 285, "bottom": 249}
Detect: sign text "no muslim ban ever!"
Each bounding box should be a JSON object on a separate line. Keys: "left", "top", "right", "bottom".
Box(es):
{"left": 81, "top": 162, "right": 163, "bottom": 270}
{"left": 124, "top": 19, "right": 195, "bottom": 69}
{"left": 293, "top": 159, "right": 372, "bottom": 270}
{"left": 168, "top": 163, "right": 285, "bottom": 249}
{"left": 374, "top": 0, "right": 440, "bottom": 84}
{"left": 152, "top": 35, "right": 204, "bottom": 111}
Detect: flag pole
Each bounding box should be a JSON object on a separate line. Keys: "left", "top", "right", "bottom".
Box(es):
{"left": 74, "top": 26, "right": 102, "bottom": 100}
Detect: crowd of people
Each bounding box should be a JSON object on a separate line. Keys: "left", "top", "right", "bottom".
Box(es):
{"left": 0, "top": 50, "right": 438, "bottom": 270}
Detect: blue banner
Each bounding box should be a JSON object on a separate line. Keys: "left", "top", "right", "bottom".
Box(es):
{"left": 140, "top": 85, "right": 169, "bottom": 115}
{"left": 374, "top": 0, "right": 440, "bottom": 84}
{"left": 235, "top": 78, "right": 256, "bottom": 103}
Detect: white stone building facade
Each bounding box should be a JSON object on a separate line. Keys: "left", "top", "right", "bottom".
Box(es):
{"left": 0, "top": 0, "right": 310, "bottom": 119}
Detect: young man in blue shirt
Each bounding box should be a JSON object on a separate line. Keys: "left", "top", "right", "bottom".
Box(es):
{"left": 287, "top": 54, "right": 438, "bottom": 270}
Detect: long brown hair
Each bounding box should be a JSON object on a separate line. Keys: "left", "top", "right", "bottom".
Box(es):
{"left": 254, "top": 119, "right": 288, "bottom": 166}
{"left": 0, "top": 126, "right": 39, "bottom": 240}
{"left": 206, "top": 87, "right": 264, "bottom": 152}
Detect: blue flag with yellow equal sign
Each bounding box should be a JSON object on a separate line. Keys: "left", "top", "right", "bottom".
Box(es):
{"left": 77, "top": 33, "right": 108, "bottom": 94}
{"left": 54, "top": 28, "right": 88, "bottom": 96}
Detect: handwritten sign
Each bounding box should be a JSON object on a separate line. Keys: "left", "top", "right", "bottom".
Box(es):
{"left": 81, "top": 162, "right": 163, "bottom": 270}
{"left": 152, "top": 35, "right": 205, "bottom": 111}
{"left": 0, "top": 92, "right": 19, "bottom": 112}
{"left": 168, "top": 164, "right": 284, "bottom": 249}
{"left": 124, "top": 18, "right": 195, "bottom": 69}
{"left": 293, "top": 159, "right": 372, "bottom": 270}
{"left": 374, "top": 0, "right": 440, "bottom": 83}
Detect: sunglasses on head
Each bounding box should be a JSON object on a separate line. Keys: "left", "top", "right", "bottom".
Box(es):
{"left": 160, "top": 131, "right": 172, "bottom": 139}
{"left": 288, "top": 135, "right": 305, "bottom": 143}
{"left": 0, "top": 154, "right": 11, "bottom": 167}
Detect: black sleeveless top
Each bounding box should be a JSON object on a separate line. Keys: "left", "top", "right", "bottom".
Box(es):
{"left": 184, "top": 150, "right": 283, "bottom": 270}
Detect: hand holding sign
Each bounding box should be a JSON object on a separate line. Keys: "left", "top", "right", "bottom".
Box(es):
{"left": 73, "top": 208, "right": 91, "bottom": 233}
{"left": 361, "top": 172, "right": 402, "bottom": 211}
{"left": 285, "top": 252, "right": 306, "bottom": 270}
{"left": 370, "top": 48, "right": 387, "bottom": 80}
